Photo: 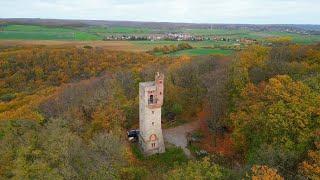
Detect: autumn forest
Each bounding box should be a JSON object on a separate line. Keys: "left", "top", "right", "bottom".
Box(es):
{"left": 0, "top": 36, "right": 319, "bottom": 179}
{"left": 0, "top": 10, "right": 319, "bottom": 179}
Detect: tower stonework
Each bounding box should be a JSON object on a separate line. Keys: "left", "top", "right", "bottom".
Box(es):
{"left": 139, "top": 72, "right": 165, "bottom": 155}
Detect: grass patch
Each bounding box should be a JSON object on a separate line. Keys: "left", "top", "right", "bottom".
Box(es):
{"left": 169, "top": 48, "right": 234, "bottom": 56}
{"left": 93, "top": 26, "right": 152, "bottom": 34}
{"left": 130, "top": 143, "right": 188, "bottom": 178}
{"left": 184, "top": 28, "right": 252, "bottom": 36}
{"left": 131, "top": 143, "right": 144, "bottom": 160}
{"left": 0, "top": 31, "right": 75, "bottom": 40}
{"left": 131, "top": 143, "right": 188, "bottom": 171}
{"left": 145, "top": 147, "right": 188, "bottom": 168}
{"left": 0, "top": 24, "right": 100, "bottom": 40}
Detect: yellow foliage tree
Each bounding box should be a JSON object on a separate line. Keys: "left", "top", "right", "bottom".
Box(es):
{"left": 248, "top": 165, "right": 284, "bottom": 180}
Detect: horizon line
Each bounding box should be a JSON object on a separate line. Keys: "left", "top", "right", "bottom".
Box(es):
{"left": 1, "top": 17, "right": 320, "bottom": 26}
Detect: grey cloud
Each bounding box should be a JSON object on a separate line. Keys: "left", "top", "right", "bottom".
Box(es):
{"left": 0, "top": 0, "right": 319, "bottom": 24}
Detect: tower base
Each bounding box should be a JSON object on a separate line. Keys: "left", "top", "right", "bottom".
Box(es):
{"left": 139, "top": 135, "right": 165, "bottom": 156}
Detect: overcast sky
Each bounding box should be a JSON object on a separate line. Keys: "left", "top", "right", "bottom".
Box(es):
{"left": 1, "top": 0, "right": 319, "bottom": 24}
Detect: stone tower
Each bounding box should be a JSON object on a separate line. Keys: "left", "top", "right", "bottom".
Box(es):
{"left": 139, "top": 72, "right": 165, "bottom": 155}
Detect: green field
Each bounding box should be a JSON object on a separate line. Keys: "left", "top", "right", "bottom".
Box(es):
{"left": 84, "top": 26, "right": 153, "bottom": 35}
{"left": 169, "top": 48, "right": 234, "bottom": 56}
{"left": 0, "top": 25, "right": 100, "bottom": 40}
{"left": 1, "top": 24, "right": 320, "bottom": 44}
{"left": 153, "top": 48, "right": 234, "bottom": 57}
{"left": 184, "top": 28, "right": 252, "bottom": 36}
{"left": 0, "top": 25, "right": 155, "bottom": 40}
{"left": 183, "top": 28, "right": 320, "bottom": 44}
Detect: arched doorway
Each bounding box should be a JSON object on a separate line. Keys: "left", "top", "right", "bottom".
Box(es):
{"left": 149, "top": 134, "right": 158, "bottom": 149}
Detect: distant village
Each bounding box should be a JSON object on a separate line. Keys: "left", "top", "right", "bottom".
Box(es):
{"left": 103, "top": 32, "right": 258, "bottom": 45}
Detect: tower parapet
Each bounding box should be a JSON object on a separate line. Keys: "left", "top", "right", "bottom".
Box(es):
{"left": 147, "top": 72, "right": 164, "bottom": 109}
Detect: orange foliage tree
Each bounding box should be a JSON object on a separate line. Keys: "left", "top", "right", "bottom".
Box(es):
{"left": 247, "top": 165, "right": 284, "bottom": 180}
{"left": 299, "top": 131, "right": 320, "bottom": 179}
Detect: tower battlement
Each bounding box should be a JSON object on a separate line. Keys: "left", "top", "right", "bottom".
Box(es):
{"left": 138, "top": 72, "right": 165, "bottom": 155}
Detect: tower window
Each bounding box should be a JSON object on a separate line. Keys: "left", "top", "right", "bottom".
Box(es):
{"left": 149, "top": 134, "right": 157, "bottom": 141}
{"left": 152, "top": 122, "right": 155, "bottom": 126}
{"left": 149, "top": 95, "right": 154, "bottom": 104}
{"left": 151, "top": 143, "right": 156, "bottom": 148}
{"left": 152, "top": 111, "right": 154, "bottom": 114}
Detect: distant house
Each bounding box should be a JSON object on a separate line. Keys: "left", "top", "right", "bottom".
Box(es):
{"left": 240, "top": 38, "right": 258, "bottom": 44}
{"left": 0, "top": 21, "right": 7, "bottom": 31}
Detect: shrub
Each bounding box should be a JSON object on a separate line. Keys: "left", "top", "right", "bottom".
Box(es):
{"left": 0, "top": 93, "right": 16, "bottom": 102}
{"left": 83, "top": 45, "right": 93, "bottom": 49}
{"left": 172, "top": 103, "right": 183, "bottom": 115}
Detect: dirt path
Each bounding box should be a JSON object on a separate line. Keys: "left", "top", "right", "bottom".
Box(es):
{"left": 163, "top": 108, "right": 235, "bottom": 158}
{"left": 163, "top": 120, "right": 200, "bottom": 158}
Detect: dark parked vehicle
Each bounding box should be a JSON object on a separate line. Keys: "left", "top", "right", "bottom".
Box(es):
{"left": 127, "top": 129, "right": 140, "bottom": 142}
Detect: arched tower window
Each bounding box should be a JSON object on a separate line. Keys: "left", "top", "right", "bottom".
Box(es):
{"left": 149, "top": 134, "right": 157, "bottom": 141}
